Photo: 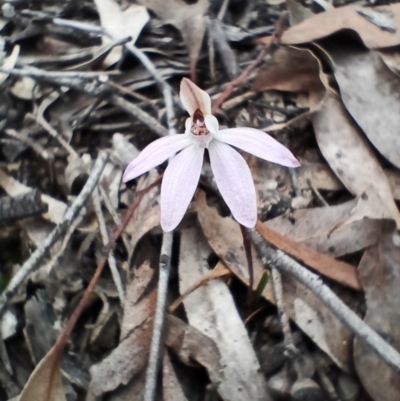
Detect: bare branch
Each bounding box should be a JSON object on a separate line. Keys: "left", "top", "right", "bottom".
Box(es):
{"left": 144, "top": 232, "right": 174, "bottom": 401}
{"left": 250, "top": 229, "right": 400, "bottom": 373}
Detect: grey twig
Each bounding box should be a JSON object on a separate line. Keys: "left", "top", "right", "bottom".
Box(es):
{"left": 208, "top": 19, "right": 239, "bottom": 80}
{"left": 250, "top": 230, "right": 400, "bottom": 373}
{"left": 26, "top": 112, "right": 78, "bottom": 157}
{"left": 144, "top": 232, "right": 173, "bottom": 401}
{"left": 0, "top": 151, "right": 109, "bottom": 317}
{"left": 110, "top": 94, "right": 168, "bottom": 137}
{"left": 0, "top": 190, "right": 47, "bottom": 221}
{"left": 122, "top": 43, "right": 177, "bottom": 135}
{"left": 270, "top": 266, "right": 298, "bottom": 358}
{"left": 99, "top": 185, "right": 130, "bottom": 252}
{"left": 92, "top": 186, "right": 125, "bottom": 303}
{"left": 4, "top": 129, "right": 53, "bottom": 161}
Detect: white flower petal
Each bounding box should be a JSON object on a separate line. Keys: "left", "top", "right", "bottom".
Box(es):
{"left": 122, "top": 134, "right": 191, "bottom": 182}
{"left": 214, "top": 128, "right": 300, "bottom": 167}
{"left": 205, "top": 115, "right": 219, "bottom": 135}
{"left": 208, "top": 140, "right": 257, "bottom": 227}
{"left": 161, "top": 145, "right": 204, "bottom": 232}
{"left": 180, "top": 78, "right": 212, "bottom": 116}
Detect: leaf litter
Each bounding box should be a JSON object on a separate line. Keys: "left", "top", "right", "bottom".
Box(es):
{"left": 0, "top": 0, "right": 400, "bottom": 401}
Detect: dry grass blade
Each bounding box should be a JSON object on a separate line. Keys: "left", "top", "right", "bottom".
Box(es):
{"left": 169, "top": 261, "right": 230, "bottom": 313}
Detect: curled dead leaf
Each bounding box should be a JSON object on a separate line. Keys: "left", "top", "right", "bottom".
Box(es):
{"left": 281, "top": 3, "right": 400, "bottom": 49}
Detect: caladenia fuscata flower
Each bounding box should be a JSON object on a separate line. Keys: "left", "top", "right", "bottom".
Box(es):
{"left": 123, "top": 78, "right": 300, "bottom": 232}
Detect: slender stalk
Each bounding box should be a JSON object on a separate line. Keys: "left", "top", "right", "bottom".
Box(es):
{"left": 144, "top": 232, "right": 173, "bottom": 401}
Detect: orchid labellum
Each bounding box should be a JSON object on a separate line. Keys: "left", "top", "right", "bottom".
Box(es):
{"left": 123, "top": 78, "right": 300, "bottom": 232}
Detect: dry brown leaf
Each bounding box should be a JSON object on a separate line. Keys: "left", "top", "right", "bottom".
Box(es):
{"left": 311, "top": 92, "right": 400, "bottom": 228}
{"left": 252, "top": 46, "right": 324, "bottom": 94}
{"left": 320, "top": 42, "right": 400, "bottom": 169}
{"left": 105, "top": 370, "right": 146, "bottom": 401}
{"left": 179, "top": 225, "right": 270, "bottom": 401}
{"left": 196, "top": 192, "right": 354, "bottom": 371}
{"left": 89, "top": 261, "right": 156, "bottom": 397}
{"left": 266, "top": 187, "right": 395, "bottom": 258}
{"left": 255, "top": 221, "right": 360, "bottom": 290}
{"left": 138, "top": 0, "right": 209, "bottom": 80}
{"left": 252, "top": 46, "right": 400, "bottom": 228}
{"left": 295, "top": 163, "right": 400, "bottom": 201}
{"left": 354, "top": 233, "right": 400, "bottom": 401}
{"left": 281, "top": 3, "right": 400, "bottom": 49}
{"left": 94, "top": 0, "right": 149, "bottom": 66}
{"left": 19, "top": 346, "right": 66, "bottom": 401}
{"left": 164, "top": 314, "right": 223, "bottom": 383}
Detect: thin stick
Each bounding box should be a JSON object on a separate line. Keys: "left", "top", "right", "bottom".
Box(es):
{"left": 210, "top": 13, "right": 288, "bottom": 113}
{"left": 270, "top": 266, "right": 298, "bottom": 358}
{"left": 122, "top": 43, "right": 177, "bottom": 135}
{"left": 250, "top": 230, "right": 400, "bottom": 373}
{"left": 144, "top": 231, "right": 173, "bottom": 401}
{"left": 110, "top": 95, "right": 168, "bottom": 137}
{"left": 240, "top": 224, "right": 254, "bottom": 301}
{"left": 92, "top": 186, "right": 125, "bottom": 303}
{"left": 5, "top": 128, "right": 53, "bottom": 161}
{"left": 0, "top": 151, "right": 109, "bottom": 317}
{"left": 99, "top": 184, "right": 130, "bottom": 251}
{"left": 54, "top": 177, "right": 161, "bottom": 349}
{"left": 26, "top": 112, "right": 78, "bottom": 158}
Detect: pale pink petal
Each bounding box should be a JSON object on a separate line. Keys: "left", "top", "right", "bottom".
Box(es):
{"left": 214, "top": 128, "right": 300, "bottom": 167}
{"left": 161, "top": 145, "right": 204, "bottom": 232}
{"left": 208, "top": 140, "right": 257, "bottom": 227}
{"left": 204, "top": 115, "right": 219, "bottom": 134}
{"left": 180, "top": 78, "right": 212, "bottom": 116}
{"left": 122, "top": 134, "right": 191, "bottom": 182}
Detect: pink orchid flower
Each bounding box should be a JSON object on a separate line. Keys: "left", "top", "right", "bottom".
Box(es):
{"left": 123, "top": 78, "right": 300, "bottom": 232}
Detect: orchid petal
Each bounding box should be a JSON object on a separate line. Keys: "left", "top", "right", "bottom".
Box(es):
{"left": 208, "top": 141, "right": 257, "bottom": 228}
{"left": 180, "top": 78, "right": 212, "bottom": 116}
{"left": 161, "top": 145, "right": 204, "bottom": 232}
{"left": 214, "top": 128, "right": 300, "bottom": 168}
{"left": 122, "top": 134, "right": 191, "bottom": 182}
{"left": 205, "top": 115, "right": 219, "bottom": 134}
